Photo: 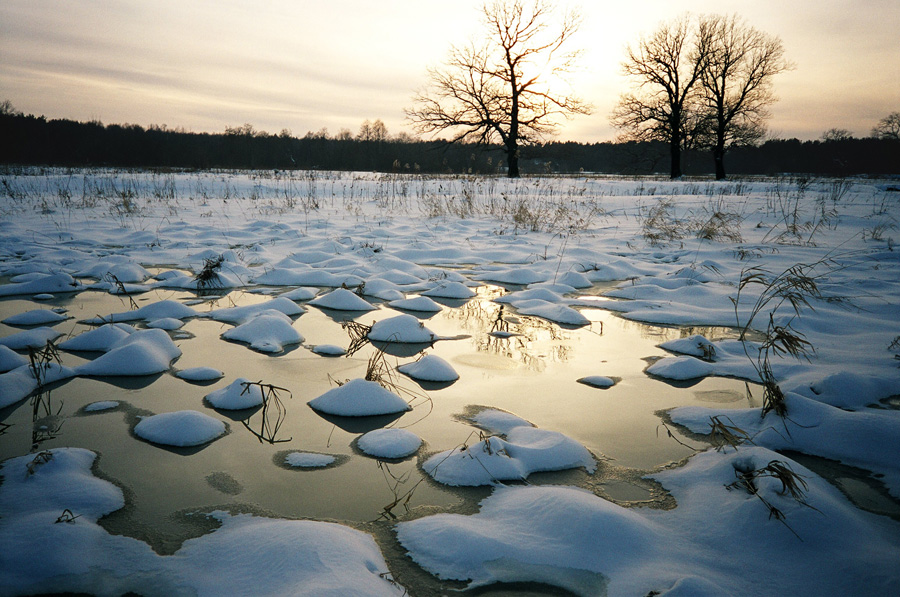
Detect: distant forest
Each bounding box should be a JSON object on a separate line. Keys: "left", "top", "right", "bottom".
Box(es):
{"left": 2, "top": 110, "right": 899, "bottom": 177}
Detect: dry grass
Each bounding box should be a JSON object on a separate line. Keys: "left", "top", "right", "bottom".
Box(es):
{"left": 240, "top": 380, "right": 292, "bottom": 444}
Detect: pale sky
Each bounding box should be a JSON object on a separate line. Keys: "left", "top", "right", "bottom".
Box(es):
{"left": 1, "top": 0, "right": 897, "bottom": 142}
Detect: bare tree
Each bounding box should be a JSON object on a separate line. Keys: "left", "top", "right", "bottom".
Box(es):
{"left": 611, "top": 15, "right": 711, "bottom": 179}
{"left": 821, "top": 128, "right": 854, "bottom": 142}
{"left": 407, "top": 0, "right": 590, "bottom": 178}
{"left": 871, "top": 112, "right": 900, "bottom": 140}
{"left": 699, "top": 14, "right": 791, "bottom": 179}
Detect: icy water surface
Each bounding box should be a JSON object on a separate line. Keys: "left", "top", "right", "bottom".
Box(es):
{"left": 0, "top": 282, "right": 754, "bottom": 552}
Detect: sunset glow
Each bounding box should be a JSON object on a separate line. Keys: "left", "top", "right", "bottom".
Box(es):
{"left": 1, "top": 0, "right": 897, "bottom": 141}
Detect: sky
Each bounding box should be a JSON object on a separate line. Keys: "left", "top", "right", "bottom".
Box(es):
{"left": 1, "top": 0, "right": 898, "bottom": 143}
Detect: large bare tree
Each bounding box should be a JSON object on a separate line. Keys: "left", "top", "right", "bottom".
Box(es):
{"left": 611, "top": 15, "right": 711, "bottom": 179}
{"left": 871, "top": 112, "right": 900, "bottom": 140}
{"left": 699, "top": 14, "right": 791, "bottom": 179}
{"left": 407, "top": 0, "right": 590, "bottom": 178}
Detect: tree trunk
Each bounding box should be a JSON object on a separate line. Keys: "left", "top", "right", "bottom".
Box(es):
{"left": 669, "top": 138, "right": 682, "bottom": 179}
{"left": 713, "top": 146, "right": 726, "bottom": 180}
{"left": 506, "top": 141, "right": 520, "bottom": 178}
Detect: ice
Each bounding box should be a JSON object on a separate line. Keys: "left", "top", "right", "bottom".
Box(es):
{"left": 205, "top": 378, "right": 265, "bottom": 410}
{"left": 357, "top": 428, "right": 422, "bottom": 459}
{"left": 133, "top": 410, "right": 226, "bottom": 447}
{"left": 397, "top": 354, "right": 459, "bottom": 382}
{"left": 308, "top": 378, "right": 412, "bottom": 417}
{"left": 84, "top": 400, "right": 120, "bottom": 412}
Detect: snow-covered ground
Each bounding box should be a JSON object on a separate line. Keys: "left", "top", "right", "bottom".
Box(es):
{"left": 1, "top": 168, "right": 898, "bottom": 595}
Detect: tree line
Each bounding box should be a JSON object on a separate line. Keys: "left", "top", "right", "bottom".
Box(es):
{"left": 2, "top": 107, "right": 897, "bottom": 177}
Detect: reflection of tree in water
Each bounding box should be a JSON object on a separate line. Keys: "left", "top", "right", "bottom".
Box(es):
{"left": 443, "top": 294, "right": 574, "bottom": 371}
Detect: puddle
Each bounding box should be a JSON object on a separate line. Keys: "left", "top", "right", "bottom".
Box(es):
{"left": 1, "top": 283, "right": 754, "bottom": 553}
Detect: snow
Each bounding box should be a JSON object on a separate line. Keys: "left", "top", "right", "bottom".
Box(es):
{"left": 74, "top": 328, "right": 182, "bottom": 376}
{"left": 421, "top": 280, "right": 477, "bottom": 299}
{"left": 58, "top": 323, "right": 135, "bottom": 352}
{"left": 357, "top": 428, "right": 422, "bottom": 459}
{"left": 312, "top": 344, "right": 347, "bottom": 356}
{"left": 0, "top": 448, "right": 403, "bottom": 596}
{"left": 578, "top": 375, "right": 615, "bottom": 388}
{"left": 388, "top": 295, "right": 443, "bottom": 313}
{"left": 397, "top": 354, "right": 459, "bottom": 382}
{"left": 0, "top": 272, "right": 82, "bottom": 296}
{"left": 220, "top": 310, "right": 304, "bottom": 353}
{"left": 308, "top": 378, "right": 412, "bottom": 417}
{"left": 81, "top": 299, "right": 200, "bottom": 325}
{"left": 2, "top": 171, "right": 900, "bottom": 595}
{"left": 423, "top": 413, "right": 596, "bottom": 486}
{"left": 176, "top": 367, "right": 225, "bottom": 382}
{"left": 0, "top": 344, "right": 28, "bottom": 372}
{"left": 205, "top": 378, "right": 265, "bottom": 410}
{"left": 367, "top": 314, "right": 437, "bottom": 343}
{"left": 84, "top": 400, "right": 120, "bottom": 412}
{"left": 2, "top": 308, "right": 68, "bottom": 326}
{"left": 133, "top": 410, "right": 226, "bottom": 447}
{"left": 308, "top": 287, "right": 376, "bottom": 311}
{"left": 147, "top": 317, "right": 185, "bottom": 330}
{"left": 0, "top": 326, "right": 64, "bottom": 350}
{"left": 284, "top": 451, "right": 337, "bottom": 468}
{"left": 207, "top": 296, "right": 305, "bottom": 324}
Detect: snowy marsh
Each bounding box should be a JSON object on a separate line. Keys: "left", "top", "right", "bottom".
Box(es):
{"left": 1, "top": 168, "right": 899, "bottom": 596}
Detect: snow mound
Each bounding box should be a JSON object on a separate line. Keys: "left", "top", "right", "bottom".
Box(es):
{"left": 659, "top": 335, "right": 717, "bottom": 359}
{"left": 578, "top": 375, "right": 616, "bottom": 388}
{"left": 76, "top": 260, "right": 151, "bottom": 283}
{"left": 308, "top": 378, "right": 412, "bottom": 417}
{"left": 397, "top": 485, "right": 661, "bottom": 595}
{"left": 208, "top": 297, "right": 304, "bottom": 325}
{"left": 474, "top": 268, "right": 548, "bottom": 285}
{"left": 0, "top": 326, "right": 64, "bottom": 350}
{"left": 205, "top": 378, "right": 265, "bottom": 410}
{"left": 309, "top": 288, "right": 376, "bottom": 311}
{"left": 398, "top": 354, "right": 459, "bottom": 382}
{"left": 421, "top": 281, "right": 477, "bottom": 299}
{"left": 388, "top": 296, "right": 443, "bottom": 313}
{"left": 2, "top": 309, "right": 68, "bottom": 326}
{"left": 312, "top": 344, "right": 347, "bottom": 356}
{"left": 221, "top": 311, "right": 304, "bottom": 353}
{"left": 278, "top": 287, "right": 319, "bottom": 301}
{"left": 134, "top": 410, "right": 226, "bottom": 447}
{"left": 368, "top": 314, "right": 437, "bottom": 343}
{"left": 423, "top": 425, "right": 596, "bottom": 486}
{"left": 357, "top": 428, "right": 422, "bottom": 459}
{"left": 75, "top": 329, "right": 181, "bottom": 376}
{"left": 84, "top": 400, "right": 119, "bottom": 412}
{"left": 59, "top": 323, "right": 134, "bottom": 352}
{"left": 176, "top": 367, "right": 225, "bottom": 382}
{"left": 0, "top": 272, "right": 82, "bottom": 297}
{"left": 646, "top": 356, "right": 714, "bottom": 380}
{"left": 147, "top": 317, "right": 184, "bottom": 330}
{"left": 0, "top": 362, "right": 75, "bottom": 408}
{"left": 284, "top": 452, "right": 337, "bottom": 468}
{"left": 82, "top": 299, "right": 199, "bottom": 325}
{"left": 555, "top": 270, "right": 594, "bottom": 288}
{"left": 513, "top": 299, "right": 590, "bottom": 326}
{"left": 0, "top": 344, "right": 28, "bottom": 372}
